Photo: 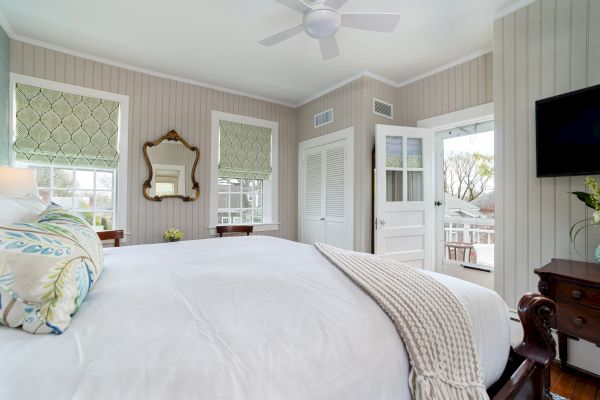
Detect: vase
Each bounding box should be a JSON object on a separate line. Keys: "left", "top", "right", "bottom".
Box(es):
{"left": 595, "top": 245, "right": 600, "bottom": 263}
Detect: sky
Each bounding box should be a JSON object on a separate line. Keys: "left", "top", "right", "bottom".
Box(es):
{"left": 444, "top": 131, "right": 494, "bottom": 156}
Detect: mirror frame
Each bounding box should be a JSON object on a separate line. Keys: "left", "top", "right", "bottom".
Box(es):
{"left": 143, "top": 130, "right": 200, "bottom": 202}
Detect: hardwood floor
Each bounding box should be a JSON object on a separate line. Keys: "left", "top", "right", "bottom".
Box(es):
{"left": 551, "top": 364, "right": 600, "bottom": 400}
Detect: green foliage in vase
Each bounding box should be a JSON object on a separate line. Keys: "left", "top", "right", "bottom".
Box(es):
{"left": 164, "top": 228, "right": 183, "bottom": 242}
{"left": 570, "top": 176, "right": 600, "bottom": 250}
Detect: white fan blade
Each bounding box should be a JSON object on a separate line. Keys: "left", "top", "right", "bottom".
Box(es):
{"left": 341, "top": 13, "right": 401, "bottom": 32}
{"left": 259, "top": 25, "right": 304, "bottom": 46}
{"left": 319, "top": 36, "right": 339, "bottom": 60}
{"left": 324, "top": 0, "right": 348, "bottom": 10}
{"left": 274, "top": 0, "right": 312, "bottom": 13}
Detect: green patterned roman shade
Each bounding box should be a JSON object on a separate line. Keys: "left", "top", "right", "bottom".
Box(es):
{"left": 218, "top": 120, "right": 272, "bottom": 180}
{"left": 13, "top": 83, "right": 120, "bottom": 168}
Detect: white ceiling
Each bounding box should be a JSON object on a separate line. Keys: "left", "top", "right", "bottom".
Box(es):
{"left": 0, "top": 0, "right": 517, "bottom": 106}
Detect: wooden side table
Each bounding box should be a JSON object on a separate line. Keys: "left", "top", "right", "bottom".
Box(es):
{"left": 535, "top": 259, "right": 600, "bottom": 372}
{"left": 97, "top": 230, "right": 125, "bottom": 247}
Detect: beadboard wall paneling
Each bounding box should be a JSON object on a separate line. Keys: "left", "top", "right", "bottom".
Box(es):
{"left": 296, "top": 76, "right": 402, "bottom": 252}
{"left": 494, "top": 0, "right": 600, "bottom": 308}
{"left": 296, "top": 55, "right": 492, "bottom": 252}
{"left": 9, "top": 39, "right": 298, "bottom": 245}
{"left": 397, "top": 53, "right": 494, "bottom": 126}
{"left": 0, "top": 26, "right": 8, "bottom": 165}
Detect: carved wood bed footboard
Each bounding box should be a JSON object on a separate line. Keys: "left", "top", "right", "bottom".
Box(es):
{"left": 488, "top": 293, "right": 557, "bottom": 400}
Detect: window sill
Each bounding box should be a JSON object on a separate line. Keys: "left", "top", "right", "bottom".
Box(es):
{"left": 207, "top": 223, "right": 280, "bottom": 236}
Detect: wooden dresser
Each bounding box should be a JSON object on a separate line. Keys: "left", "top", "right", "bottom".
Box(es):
{"left": 535, "top": 259, "right": 600, "bottom": 371}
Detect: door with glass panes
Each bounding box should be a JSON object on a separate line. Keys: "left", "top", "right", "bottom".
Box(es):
{"left": 375, "top": 125, "right": 434, "bottom": 269}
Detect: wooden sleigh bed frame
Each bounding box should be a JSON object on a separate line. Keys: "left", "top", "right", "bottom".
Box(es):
{"left": 98, "top": 230, "right": 557, "bottom": 400}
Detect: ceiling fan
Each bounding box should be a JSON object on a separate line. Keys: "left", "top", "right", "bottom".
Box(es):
{"left": 259, "top": 0, "right": 401, "bottom": 60}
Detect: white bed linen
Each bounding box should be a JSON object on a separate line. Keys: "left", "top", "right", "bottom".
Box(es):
{"left": 0, "top": 236, "right": 509, "bottom": 400}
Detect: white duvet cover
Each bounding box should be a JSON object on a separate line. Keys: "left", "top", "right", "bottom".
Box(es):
{"left": 0, "top": 236, "right": 510, "bottom": 400}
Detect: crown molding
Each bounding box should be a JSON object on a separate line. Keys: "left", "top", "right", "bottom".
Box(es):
{"left": 296, "top": 71, "right": 367, "bottom": 107}
{"left": 0, "top": 8, "right": 297, "bottom": 108}
{"left": 0, "top": 8, "right": 494, "bottom": 109}
{"left": 297, "top": 48, "right": 493, "bottom": 106}
{"left": 494, "top": 0, "right": 537, "bottom": 20}
{"left": 395, "top": 48, "right": 492, "bottom": 87}
{"left": 11, "top": 33, "right": 298, "bottom": 108}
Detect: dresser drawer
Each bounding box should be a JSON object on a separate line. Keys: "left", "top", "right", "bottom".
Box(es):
{"left": 556, "top": 302, "right": 600, "bottom": 343}
{"left": 555, "top": 281, "right": 600, "bottom": 308}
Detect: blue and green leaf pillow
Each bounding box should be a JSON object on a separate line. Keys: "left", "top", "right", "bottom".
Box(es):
{"left": 0, "top": 204, "right": 103, "bottom": 334}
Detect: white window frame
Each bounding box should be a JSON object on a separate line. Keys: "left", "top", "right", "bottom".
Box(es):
{"left": 416, "top": 102, "right": 494, "bottom": 276}
{"left": 210, "top": 111, "right": 279, "bottom": 233}
{"left": 8, "top": 73, "right": 129, "bottom": 234}
{"left": 22, "top": 164, "right": 118, "bottom": 230}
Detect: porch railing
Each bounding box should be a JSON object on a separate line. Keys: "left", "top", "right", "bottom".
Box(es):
{"left": 444, "top": 217, "right": 495, "bottom": 245}
{"left": 444, "top": 217, "right": 495, "bottom": 266}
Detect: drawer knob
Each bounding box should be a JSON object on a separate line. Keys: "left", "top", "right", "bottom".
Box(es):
{"left": 571, "top": 289, "right": 583, "bottom": 300}
{"left": 571, "top": 317, "right": 585, "bottom": 327}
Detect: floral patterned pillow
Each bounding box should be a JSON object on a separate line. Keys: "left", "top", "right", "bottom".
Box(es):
{"left": 0, "top": 204, "right": 103, "bottom": 334}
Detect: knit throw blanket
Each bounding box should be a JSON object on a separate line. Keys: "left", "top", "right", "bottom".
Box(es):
{"left": 315, "top": 243, "right": 489, "bottom": 400}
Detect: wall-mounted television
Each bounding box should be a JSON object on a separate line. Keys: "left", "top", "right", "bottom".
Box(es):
{"left": 536, "top": 83, "right": 600, "bottom": 177}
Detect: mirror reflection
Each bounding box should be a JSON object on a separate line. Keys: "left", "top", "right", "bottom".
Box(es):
{"left": 143, "top": 131, "right": 200, "bottom": 202}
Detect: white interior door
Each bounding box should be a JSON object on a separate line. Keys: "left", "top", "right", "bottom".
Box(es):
{"left": 299, "top": 129, "right": 353, "bottom": 250}
{"left": 302, "top": 147, "right": 326, "bottom": 245}
{"left": 323, "top": 140, "right": 353, "bottom": 249}
{"left": 375, "top": 125, "right": 434, "bottom": 269}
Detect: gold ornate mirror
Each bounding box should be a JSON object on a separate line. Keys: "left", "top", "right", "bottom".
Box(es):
{"left": 143, "top": 130, "right": 200, "bottom": 202}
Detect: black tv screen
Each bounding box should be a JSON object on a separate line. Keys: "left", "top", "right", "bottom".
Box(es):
{"left": 536, "top": 83, "right": 600, "bottom": 177}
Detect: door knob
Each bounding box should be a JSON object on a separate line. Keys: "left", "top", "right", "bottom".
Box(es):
{"left": 434, "top": 201, "right": 443, "bottom": 207}
{"left": 379, "top": 219, "right": 386, "bottom": 226}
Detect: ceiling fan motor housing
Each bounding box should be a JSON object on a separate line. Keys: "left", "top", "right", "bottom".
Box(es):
{"left": 303, "top": 7, "right": 340, "bottom": 39}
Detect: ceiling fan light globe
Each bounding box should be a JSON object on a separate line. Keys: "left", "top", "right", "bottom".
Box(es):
{"left": 303, "top": 9, "right": 340, "bottom": 39}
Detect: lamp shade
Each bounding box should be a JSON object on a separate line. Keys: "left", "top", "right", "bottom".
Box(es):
{"left": 0, "top": 167, "right": 38, "bottom": 197}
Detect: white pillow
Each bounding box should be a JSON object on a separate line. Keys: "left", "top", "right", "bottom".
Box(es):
{"left": 0, "top": 194, "right": 48, "bottom": 224}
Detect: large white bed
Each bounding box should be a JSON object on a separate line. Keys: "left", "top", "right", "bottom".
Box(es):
{"left": 1, "top": 236, "right": 510, "bottom": 400}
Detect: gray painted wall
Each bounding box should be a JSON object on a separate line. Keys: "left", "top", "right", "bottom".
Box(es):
{"left": 397, "top": 53, "right": 493, "bottom": 126}
{"left": 10, "top": 39, "right": 298, "bottom": 245}
{"left": 0, "top": 26, "right": 8, "bottom": 166}
{"left": 494, "top": 0, "right": 600, "bottom": 308}
{"left": 296, "top": 54, "right": 493, "bottom": 253}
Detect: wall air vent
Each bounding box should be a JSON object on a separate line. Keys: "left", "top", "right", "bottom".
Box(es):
{"left": 373, "top": 98, "right": 393, "bottom": 119}
{"left": 314, "top": 108, "right": 334, "bottom": 128}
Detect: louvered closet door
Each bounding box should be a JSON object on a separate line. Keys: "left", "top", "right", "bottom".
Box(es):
{"left": 302, "top": 147, "right": 326, "bottom": 244}
{"left": 301, "top": 139, "right": 351, "bottom": 249}
{"left": 323, "top": 142, "right": 349, "bottom": 248}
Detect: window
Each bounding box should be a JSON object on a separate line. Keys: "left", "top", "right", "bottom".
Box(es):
{"left": 218, "top": 178, "right": 263, "bottom": 225}
{"left": 27, "top": 164, "right": 116, "bottom": 230}
{"left": 10, "top": 74, "right": 129, "bottom": 232}
{"left": 210, "top": 111, "right": 278, "bottom": 231}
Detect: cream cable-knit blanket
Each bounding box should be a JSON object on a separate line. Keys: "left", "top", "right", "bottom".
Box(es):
{"left": 315, "top": 243, "right": 489, "bottom": 400}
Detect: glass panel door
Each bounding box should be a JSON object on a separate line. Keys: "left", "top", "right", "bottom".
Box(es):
{"left": 385, "top": 136, "right": 403, "bottom": 201}
{"left": 438, "top": 123, "right": 495, "bottom": 273}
